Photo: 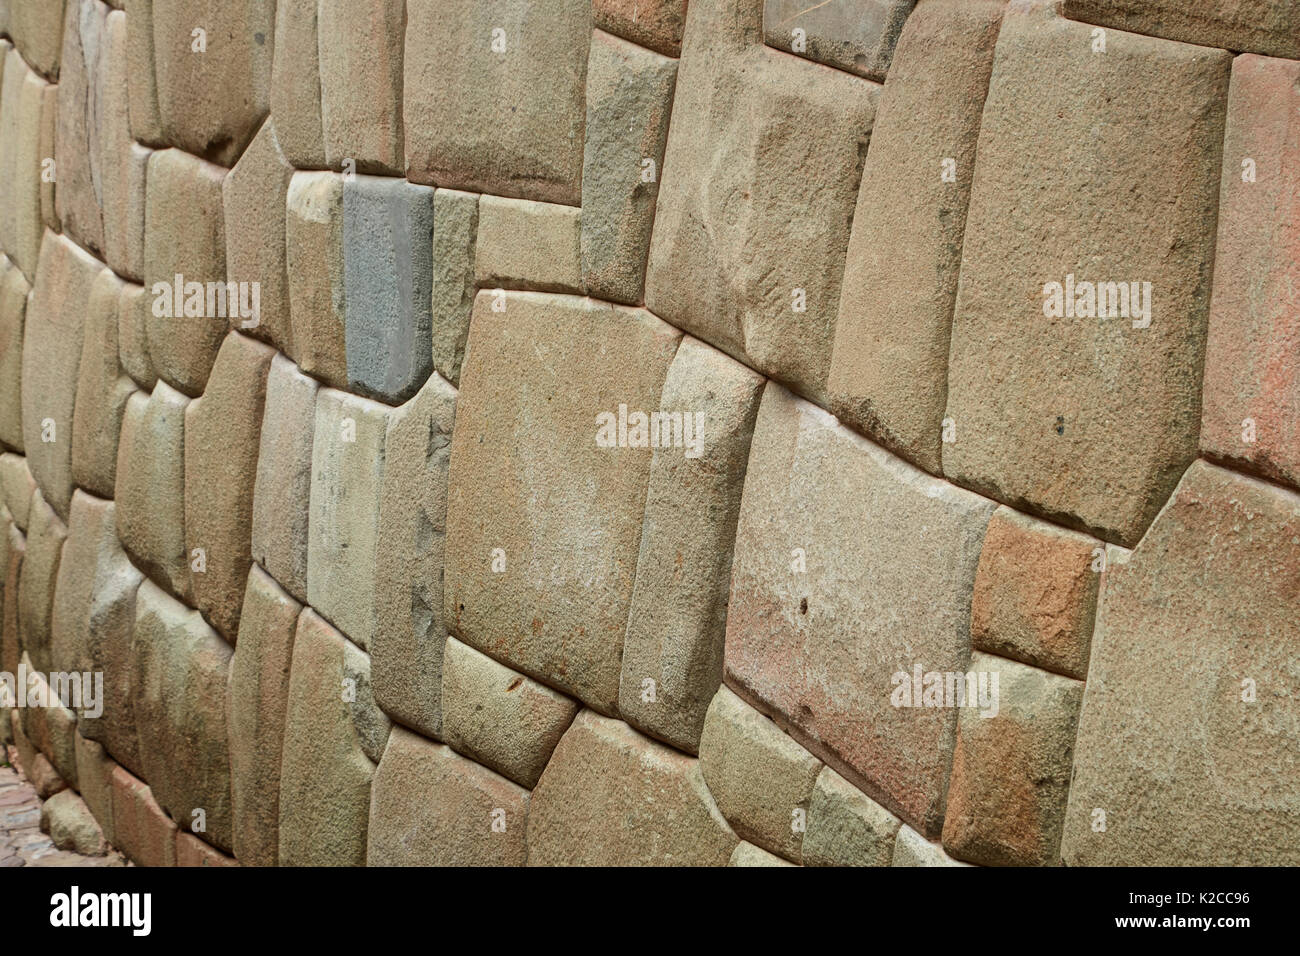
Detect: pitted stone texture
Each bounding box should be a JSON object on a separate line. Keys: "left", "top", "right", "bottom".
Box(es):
{"left": 646, "top": 0, "right": 878, "bottom": 406}
{"left": 118, "top": 283, "right": 155, "bottom": 391}
{"left": 441, "top": 636, "right": 579, "bottom": 789}
{"left": 115, "top": 382, "right": 189, "bottom": 600}
{"left": 175, "top": 832, "right": 237, "bottom": 867}
{"left": 75, "top": 733, "right": 116, "bottom": 846}
{"left": 942, "top": 4, "right": 1231, "bottom": 547}
{"left": 368, "top": 727, "right": 530, "bottom": 867}
{"left": 223, "top": 119, "right": 294, "bottom": 357}
{"left": 343, "top": 175, "right": 435, "bottom": 403}
{"left": 729, "top": 841, "right": 796, "bottom": 866}
{"left": 42, "top": 789, "right": 106, "bottom": 856}
{"left": 131, "top": 580, "right": 233, "bottom": 852}
{"left": 891, "top": 824, "right": 970, "bottom": 866}
{"left": 804, "top": 766, "right": 902, "bottom": 867}
{"left": 0, "top": 455, "right": 35, "bottom": 531}
{"left": 1200, "top": 55, "right": 1300, "bottom": 491}
{"left": 308, "top": 388, "right": 390, "bottom": 652}
{"left": 50, "top": 491, "right": 144, "bottom": 777}
{"left": 98, "top": 11, "right": 146, "bottom": 281}
{"left": 0, "top": 259, "right": 29, "bottom": 451}
{"left": 318, "top": 0, "right": 404, "bottom": 173}
{"left": 942, "top": 653, "right": 1082, "bottom": 866}
{"left": 475, "top": 196, "right": 582, "bottom": 295}
{"left": 828, "top": 0, "right": 1004, "bottom": 476}
{"left": 278, "top": 610, "right": 384, "bottom": 867}
{"left": 527, "top": 710, "right": 738, "bottom": 866}
{"left": 148, "top": 0, "right": 274, "bottom": 166}
{"left": 55, "top": 0, "right": 111, "bottom": 255}
{"left": 143, "top": 148, "right": 228, "bottom": 397}
{"left": 228, "top": 565, "right": 300, "bottom": 867}
{"left": 725, "top": 382, "right": 995, "bottom": 838}
{"left": 581, "top": 31, "right": 676, "bottom": 305}
{"left": 17, "top": 492, "right": 65, "bottom": 676}
{"left": 699, "top": 685, "right": 822, "bottom": 862}
{"left": 971, "top": 506, "right": 1099, "bottom": 680}
{"left": 24, "top": 232, "right": 105, "bottom": 520}
{"left": 618, "top": 338, "right": 764, "bottom": 754}
{"left": 270, "top": 0, "right": 324, "bottom": 169}
{"left": 1061, "top": 462, "right": 1300, "bottom": 866}
{"left": 286, "top": 171, "right": 348, "bottom": 389}
{"left": 251, "top": 355, "right": 317, "bottom": 605}
{"left": 185, "top": 331, "right": 274, "bottom": 642}
{"left": 373, "top": 372, "right": 455, "bottom": 740}
{"left": 0, "top": 51, "right": 49, "bottom": 280}
{"left": 6, "top": 0, "right": 66, "bottom": 79}
{"left": 763, "top": 0, "right": 915, "bottom": 80}
{"left": 444, "top": 292, "right": 681, "bottom": 714}
{"left": 109, "top": 765, "right": 178, "bottom": 866}
{"left": 593, "top": 0, "right": 687, "bottom": 58}
{"left": 430, "top": 188, "right": 478, "bottom": 388}
{"left": 1063, "top": 0, "right": 1300, "bottom": 60}
{"left": 124, "top": 0, "right": 163, "bottom": 146}
{"left": 71, "top": 271, "right": 134, "bottom": 500}
{"left": 404, "top": 0, "right": 590, "bottom": 205}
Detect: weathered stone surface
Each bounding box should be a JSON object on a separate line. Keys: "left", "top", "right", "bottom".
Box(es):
{"left": 343, "top": 175, "right": 435, "bottom": 402}
{"left": 475, "top": 196, "right": 581, "bottom": 295}
{"left": 143, "top": 148, "right": 228, "bottom": 397}
{"left": 444, "top": 292, "right": 681, "bottom": 713}
{"left": 123, "top": 0, "right": 163, "bottom": 146}
{"left": 17, "top": 491, "right": 65, "bottom": 676}
{"left": 74, "top": 732, "right": 116, "bottom": 846}
{"left": 828, "top": 0, "right": 1004, "bottom": 475}
{"left": 0, "top": 454, "right": 35, "bottom": 531}
{"left": 942, "top": 3, "right": 1231, "bottom": 547}
{"left": 228, "top": 565, "right": 299, "bottom": 867}
{"left": 1063, "top": 0, "right": 1300, "bottom": 60}
{"left": 429, "top": 188, "right": 478, "bottom": 388}
{"left": 368, "top": 727, "right": 530, "bottom": 866}
{"left": 725, "top": 382, "right": 995, "bottom": 838}
{"left": 308, "top": 388, "right": 389, "bottom": 651}
{"left": 891, "top": 823, "right": 970, "bottom": 866}
{"left": 593, "top": 0, "right": 687, "bottom": 58}
{"left": 42, "top": 789, "right": 106, "bottom": 855}
{"left": 115, "top": 382, "right": 189, "bottom": 600}
{"left": 372, "top": 372, "right": 455, "bottom": 739}
{"left": 99, "top": 11, "right": 146, "bottom": 281}
{"left": 71, "top": 270, "right": 134, "bottom": 499}
{"left": 175, "top": 832, "right": 237, "bottom": 867}
{"left": 441, "top": 637, "right": 579, "bottom": 789}
{"left": 1062, "top": 461, "right": 1300, "bottom": 866}
{"left": 149, "top": 0, "right": 275, "bottom": 166}
{"left": 109, "top": 764, "right": 177, "bottom": 866}
{"left": 55, "top": 0, "right": 111, "bottom": 254}
{"left": 646, "top": 0, "right": 878, "bottom": 406}
{"left": 619, "top": 337, "right": 764, "bottom": 754}
{"left": 118, "top": 282, "right": 155, "bottom": 391}
{"left": 0, "top": 258, "right": 28, "bottom": 452}
{"left": 38, "top": 82, "right": 56, "bottom": 234}
{"left": 24, "top": 232, "right": 105, "bottom": 520}
{"left": 286, "top": 171, "right": 347, "bottom": 389}
{"left": 0, "top": 50, "right": 48, "bottom": 280}
{"left": 250, "top": 354, "right": 317, "bottom": 605}
{"left": 185, "top": 331, "right": 274, "bottom": 641}
{"left": 764, "top": 0, "right": 915, "bottom": 80}
{"left": 804, "top": 765, "right": 902, "bottom": 867}
{"left": 132, "top": 580, "right": 233, "bottom": 852}
{"left": 223, "top": 119, "right": 294, "bottom": 357}
{"left": 6, "top": 0, "right": 66, "bottom": 79}
{"left": 970, "top": 506, "right": 1099, "bottom": 680}
{"left": 528, "top": 710, "right": 738, "bottom": 865}
{"left": 20, "top": 654, "right": 79, "bottom": 787}
{"left": 269, "top": 0, "right": 324, "bottom": 168}
{"left": 729, "top": 841, "right": 796, "bottom": 866}
{"left": 278, "top": 610, "right": 385, "bottom": 867}
{"left": 699, "top": 685, "right": 822, "bottom": 862}
{"left": 942, "top": 653, "right": 1082, "bottom": 866}
{"left": 581, "top": 31, "right": 676, "bottom": 305}
{"left": 1200, "top": 55, "right": 1300, "bottom": 491}
{"left": 404, "top": 0, "right": 591, "bottom": 205}
{"left": 318, "top": 0, "right": 404, "bottom": 173}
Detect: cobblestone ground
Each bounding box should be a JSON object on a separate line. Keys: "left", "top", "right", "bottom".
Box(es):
{"left": 0, "top": 751, "right": 127, "bottom": 867}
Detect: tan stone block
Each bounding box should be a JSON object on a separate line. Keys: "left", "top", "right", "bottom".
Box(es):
{"left": 71, "top": 270, "right": 134, "bottom": 499}
{"left": 0, "top": 258, "right": 29, "bottom": 452}
{"left": 17, "top": 490, "right": 65, "bottom": 676}
{"left": 109, "top": 763, "right": 177, "bottom": 866}
{"left": 269, "top": 0, "right": 324, "bottom": 168}
{"left": 286, "top": 170, "right": 347, "bottom": 388}
{"left": 317, "top": 0, "right": 403, "bottom": 173}
{"left": 593, "top": 0, "right": 687, "bottom": 58}
{"left": 804, "top": 766, "right": 901, "bottom": 867}
{"left": 117, "top": 282, "right": 155, "bottom": 391}
{"left": 475, "top": 195, "right": 582, "bottom": 295}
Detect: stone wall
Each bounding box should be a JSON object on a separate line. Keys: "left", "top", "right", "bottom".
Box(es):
{"left": 0, "top": 0, "right": 1296, "bottom": 867}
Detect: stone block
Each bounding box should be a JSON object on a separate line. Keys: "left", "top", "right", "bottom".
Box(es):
{"left": 593, "top": 0, "right": 687, "bottom": 58}
{"left": 17, "top": 490, "right": 65, "bottom": 676}
{"left": 175, "top": 832, "right": 237, "bottom": 867}
{"left": 474, "top": 195, "right": 582, "bottom": 295}
{"left": 429, "top": 187, "right": 478, "bottom": 387}
{"left": 0, "top": 51, "right": 47, "bottom": 280}
{"left": 74, "top": 732, "right": 116, "bottom": 845}
{"left": 1, "top": 521, "right": 24, "bottom": 679}
{"left": 71, "top": 270, "right": 134, "bottom": 499}
{"left": 0, "top": 258, "right": 29, "bottom": 451}
{"left": 42, "top": 789, "right": 106, "bottom": 855}
{"left": 286, "top": 170, "right": 347, "bottom": 389}
{"left": 55, "top": 0, "right": 111, "bottom": 254}
{"left": 118, "top": 282, "right": 155, "bottom": 391}
{"left": 0, "top": 454, "right": 35, "bottom": 530}
{"left": 763, "top": 0, "right": 915, "bottom": 80}
{"left": 109, "top": 764, "right": 177, "bottom": 866}
{"left": 6, "top": 0, "right": 66, "bottom": 79}
{"left": 269, "top": 0, "right": 324, "bottom": 168}
{"left": 804, "top": 766, "right": 901, "bottom": 867}
{"left": 99, "top": 11, "right": 146, "bottom": 281}
{"left": 124, "top": 0, "right": 163, "bottom": 146}
{"left": 317, "top": 0, "right": 404, "bottom": 173}
{"left": 1063, "top": 0, "right": 1300, "bottom": 60}
{"left": 891, "top": 823, "right": 970, "bottom": 866}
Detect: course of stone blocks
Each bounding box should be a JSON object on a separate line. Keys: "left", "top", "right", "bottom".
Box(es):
{"left": 0, "top": 0, "right": 1296, "bottom": 867}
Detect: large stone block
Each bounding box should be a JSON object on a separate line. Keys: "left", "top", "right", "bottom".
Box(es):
{"left": 444, "top": 292, "right": 681, "bottom": 713}
{"left": 891, "top": 823, "right": 970, "bottom": 866}
{"left": 645, "top": 0, "right": 878, "bottom": 406}
{"left": 763, "top": 0, "right": 915, "bottom": 80}
{"left": 132, "top": 580, "right": 234, "bottom": 852}
{"left": 593, "top": 0, "right": 687, "bottom": 58}
{"left": 804, "top": 766, "right": 901, "bottom": 867}
{"left": 1062, "top": 0, "right": 1300, "bottom": 60}
{"left": 429, "top": 187, "right": 478, "bottom": 388}
{"left": 17, "top": 490, "right": 65, "bottom": 676}
{"left": 0, "top": 258, "right": 29, "bottom": 451}
{"left": 71, "top": 270, "right": 134, "bottom": 499}
{"left": 250, "top": 354, "right": 317, "bottom": 605}
{"left": 368, "top": 727, "right": 530, "bottom": 866}
{"left": 55, "top": 0, "right": 111, "bottom": 255}
{"left": 1200, "top": 55, "right": 1300, "bottom": 491}
{"left": 372, "top": 371, "right": 455, "bottom": 739}
{"left": 618, "top": 337, "right": 764, "bottom": 754}
{"left": 1, "top": 521, "right": 23, "bottom": 680}
{"left": 0, "top": 50, "right": 48, "bottom": 281}
{"left": 228, "top": 565, "right": 300, "bottom": 867}
{"left": 286, "top": 170, "right": 347, "bottom": 389}
{"left": 75, "top": 733, "right": 116, "bottom": 846}
{"left": 725, "top": 382, "right": 995, "bottom": 837}
{"left": 175, "top": 832, "right": 237, "bottom": 867}
{"left": 475, "top": 195, "right": 582, "bottom": 295}
{"left": 1061, "top": 461, "right": 1300, "bottom": 865}
{"left": 0, "top": 453, "right": 35, "bottom": 530}
{"left": 527, "top": 710, "right": 738, "bottom": 865}
{"left": 6, "top": 0, "right": 66, "bottom": 79}
{"left": 109, "top": 764, "right": 177, "bottom": 866}
{"left": 19, "top": 654, "right": 79, "bottom": 787}
{"left": 317, "top": 0, "right": 403, "bottom": 173}
{"left": 118, "top": 282, "right": 155, "bottom": 391}
{"left": 580, "top": 31, "right": 676, "bottom": 305}
{"left": 269, "top": 0, "right": 323, "bottom": 168}
{"left": 827, "top": 0, "right": 1004, "bottom": 475}
{"left": 123, "top": 0, "right": 163, "bottom": 146}
{"left": 942, "top": 3, "right": 1231, "bottom": 547}
{"left": 404, "top": 0, "right": 590, "bottom": 205}
{"left": 98, "top": 11, "right": 146, "bottom": 281}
